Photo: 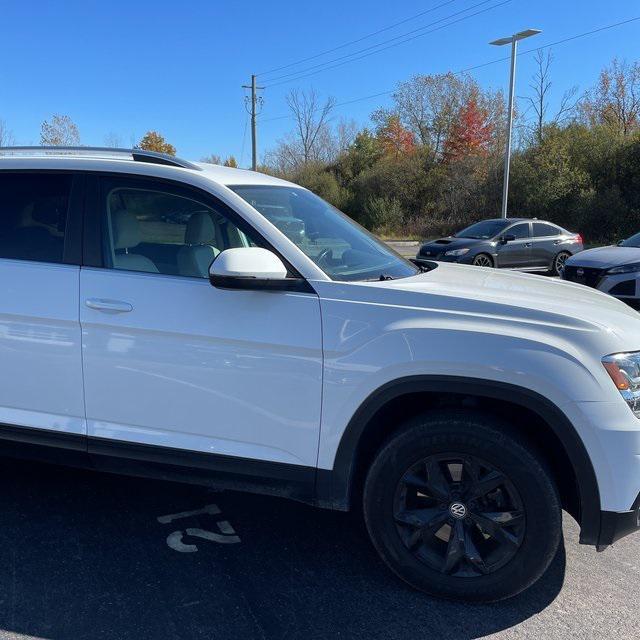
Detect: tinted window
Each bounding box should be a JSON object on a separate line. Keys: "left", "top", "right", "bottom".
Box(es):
{"left": 230, "top": 185, "right": 419, "bottom": 282}
{"left": 0, "top": 173, "right": 71, "bottom": 264}
{"left": 533, "top": 222, "right": 560, "bottom": 237}
{"left": 455, "top": 220, "right": 511, "bottom": 239}
{"left": 507, "top": 223, "right": 530, "bottom": 239}
{"left": 620, "top": 232, "right": 640, "bottom": 248}
{"left": 102, "top": 179, "right": 258, "bottom": 278}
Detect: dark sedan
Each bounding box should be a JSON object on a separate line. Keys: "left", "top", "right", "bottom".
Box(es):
{"left": 416, "top": 218, "right": 583, "bottom": 276}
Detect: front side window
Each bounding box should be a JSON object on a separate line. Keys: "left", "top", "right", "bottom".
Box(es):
{"left": 229, "top": 185, "right": 419, "bottom": 282}
{"left": 507, "top": 223, "right": 530, "bottom": 239}
{"left": 0, "top": 172, "right": 71, "bottom": 264}
{"left": 620, "top": 233, "right": 640, "bottom": 248}
{"left": 455, "top": 220, "right": 511, "bottom": 240}
{"left": 102, "top": 179, "right": 257, "bottom": 278}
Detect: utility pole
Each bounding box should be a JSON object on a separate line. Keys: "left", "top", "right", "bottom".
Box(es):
{"left": 243, "top": 75, "right": 264, "bottom": 171}
{"left": 490, "top": 29, "right": 541, "bottom": 218}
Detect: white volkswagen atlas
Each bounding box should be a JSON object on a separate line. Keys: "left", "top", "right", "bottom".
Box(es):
{"left": 0, "top": 146, "right": 639, "bottom": 602}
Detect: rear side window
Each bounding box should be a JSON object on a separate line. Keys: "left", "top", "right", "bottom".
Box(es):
{"left": 0, "top": 173, "right": 71, "bottom": 264}
{"left": 533, "top": 223, "right": 560, "bottom": 238}
{"left": 507, "top": 223, "right": 530, "bottom": 239}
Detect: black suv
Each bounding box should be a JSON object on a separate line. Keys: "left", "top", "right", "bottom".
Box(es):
{"left": 417, "top": 218, "right": 583, "bottom": 276}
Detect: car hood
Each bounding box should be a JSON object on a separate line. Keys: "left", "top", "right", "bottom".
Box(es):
{"left": 420, "top": 237, "right": 482, "bottom": 251}
{"left": 323, "top": 262, "right": 640, "bottom": 349}
{"left": 566, "top": 245, "right": 640, "bottom": 269}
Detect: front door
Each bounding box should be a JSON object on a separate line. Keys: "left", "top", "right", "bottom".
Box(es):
{"left": 496, "top": 222, "right": 532, "bottom": 268}
{"left": 79, "top": 175, "right": 322, "bottom": 468}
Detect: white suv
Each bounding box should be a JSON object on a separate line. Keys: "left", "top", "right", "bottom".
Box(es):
{"left": 0, "top": 147, "right": 639, "bottom": 602}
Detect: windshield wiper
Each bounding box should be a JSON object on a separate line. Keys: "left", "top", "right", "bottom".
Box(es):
{"left": 379, "top": 274, "right": 395, "bottom": 281}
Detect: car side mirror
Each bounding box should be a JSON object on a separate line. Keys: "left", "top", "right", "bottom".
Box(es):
{"left": 209, "top": 247, "right": 308, "bottom": 291}
{"left": 500, "top": 234, "right": 516, "bottom": 244}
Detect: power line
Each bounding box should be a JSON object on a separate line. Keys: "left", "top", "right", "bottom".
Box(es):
{"left": 264, "top": 0, "right": 505, "bottom": 87}
{"left": 257, "top": 0, "right": 460, "bottom": 78}
{"left": 259, "top": 15, "right": 640, "bottom": 124}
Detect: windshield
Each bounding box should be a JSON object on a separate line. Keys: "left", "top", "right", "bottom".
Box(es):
{"left": 455, "top": 220, "right": 511, "bottom": 239}
{"left": 620, "top": 232, "right": 640, "bottom": 248}
{"left": 229, "top": 185, "right": 420, "bottom": 282}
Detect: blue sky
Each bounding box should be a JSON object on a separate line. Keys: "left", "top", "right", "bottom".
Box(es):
{"left": 0, "top": 0, "right": 638, "bottom": 165}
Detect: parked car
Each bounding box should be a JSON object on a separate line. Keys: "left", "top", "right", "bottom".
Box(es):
{"left": 417, "top": 218, "right": 583, "bottom": 276}
{"left": 562, "top": 232, "right": 640, "bottom": 309}
{"left": 0, "top": 146, "right": 639, "bottom": 603}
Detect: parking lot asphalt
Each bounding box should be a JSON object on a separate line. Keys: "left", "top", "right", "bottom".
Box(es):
{"left": 0, "top": 458, "right": 638, "bottom": 640}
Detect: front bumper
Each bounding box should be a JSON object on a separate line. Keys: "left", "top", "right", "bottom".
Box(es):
{"left": 563, "top": 266, "right": 640, "bottom": 306}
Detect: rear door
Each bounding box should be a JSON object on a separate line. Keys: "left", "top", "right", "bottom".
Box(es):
{"left": 0, "top": 171, "right": 85, "bottom": 441}
{"left": 79, "top": 174, "right": 323, "bottom": 469}
{"left": 496, "top": 222, "right": 531, "bottom": 268}
{"left": 531, "top": 222, "right": 563, "bottom": 268}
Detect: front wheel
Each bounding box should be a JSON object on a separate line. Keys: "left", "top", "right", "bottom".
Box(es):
{"left": 472, "top": 253, "right": 494, "bottom": 268}
{"left": 363, "top": 411, "right": 561, "bottom": 602}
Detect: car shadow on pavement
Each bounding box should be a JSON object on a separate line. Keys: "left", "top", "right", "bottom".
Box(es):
{"left": 0, "top": 458, "right": 565, "bottom": 640}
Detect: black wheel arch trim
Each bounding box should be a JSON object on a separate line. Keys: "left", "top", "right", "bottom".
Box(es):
{"left": 316, "top": 375, "right": 603, "bottom": 545}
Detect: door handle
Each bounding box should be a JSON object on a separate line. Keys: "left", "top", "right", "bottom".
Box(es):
{"left": 85, "top": 298, "right": 133, "bottom": 313}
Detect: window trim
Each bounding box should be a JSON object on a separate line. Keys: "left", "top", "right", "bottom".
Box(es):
{"left": 81, "top": 172, "right": 309, "bottom": 283}
{"left": 0, "top": 169, "right": 84, "bottom": 267}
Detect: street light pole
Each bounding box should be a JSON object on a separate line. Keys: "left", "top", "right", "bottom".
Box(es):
{"left": 490, "top": 29, "right": 542, "bottom": 219}
{"left": 500, "top": 38, "right": 518, "bottom": 219}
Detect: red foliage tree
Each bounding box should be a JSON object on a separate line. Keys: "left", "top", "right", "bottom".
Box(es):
{"left": 443, "top": 93, "right": 494, "bottom": 161}
{"left": 376, "top": 115, "right": 416, "bottom": 157}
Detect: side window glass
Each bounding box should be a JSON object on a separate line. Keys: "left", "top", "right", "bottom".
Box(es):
{"left": 508, "top": 223, "right": 530, "bottom": 240}
{"left": 0, "top": 173, "right": 71, "bottom": 264}
{"left": 533, "top": 223, "right": 560, "bottom": 238}
{"left": 102, "top": 183, "right": 257, "bottom": 278}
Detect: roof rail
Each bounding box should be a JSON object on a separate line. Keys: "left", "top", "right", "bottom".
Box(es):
{"left": 0, "top": 146, "right": 202, "bottom": 171}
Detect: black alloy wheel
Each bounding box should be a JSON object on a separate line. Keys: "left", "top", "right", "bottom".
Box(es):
{"left": 394, "top": 454, "right": 525, "bottom": 577}
{"left": 363, "top": 411, "right": 562, "bottom": 602}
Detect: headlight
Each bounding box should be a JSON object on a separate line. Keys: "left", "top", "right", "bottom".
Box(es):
{"left": 606, "top": 263, "right": 640, "bottom": 275}
{"left": 445, "top": 248, "right": 470, "bottom": 257}
{"left": 602, "top": 352, "right": 640, "bottom": 417}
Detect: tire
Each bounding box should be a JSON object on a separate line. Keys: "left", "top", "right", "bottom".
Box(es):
{"left": 472, "top": 253, "right": 494, "bottom": 268}
{"left": 552, "top": 251, "right": 571, "bottom": 276}
{"left": 363, "top": 410, "right": 561, "bottom": 602}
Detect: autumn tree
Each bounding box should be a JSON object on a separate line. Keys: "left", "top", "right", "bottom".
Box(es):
{"left": 581, "top": 58, "right": 640, "bottom": 136}
{"left": 40, "top": 114, "right": 80, "bottom": 146}
{"left": 138, "top": 131, "right": 176, "bottom": 155}
{"left": 443, "top": 93, "right": 494, "bottom": 161}
{"left": 373, "top": 73, "right": 487, "bottom": 160}
{"left": 223, "top": 156, "right": 238, "bottom": 168}
{"left": 375, "top": 115, "right": 416, "bottom": 158}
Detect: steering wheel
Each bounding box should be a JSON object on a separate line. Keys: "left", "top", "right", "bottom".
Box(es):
{"left": 316, "top": 247, "right": 333, "bottom": 268}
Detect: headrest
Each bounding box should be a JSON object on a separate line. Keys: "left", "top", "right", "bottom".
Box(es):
{"left": 185, "top": 212, "right": 217, "bottom": 245}
{"left": 112, "top": 210, "right": 142, "bottom": 250}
